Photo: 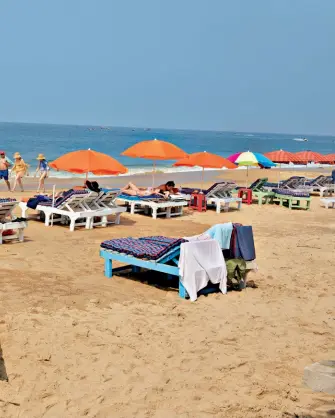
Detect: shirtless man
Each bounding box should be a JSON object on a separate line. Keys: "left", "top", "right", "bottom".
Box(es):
{"left": 0, "top": 151, "right": 11, "bottom": 191}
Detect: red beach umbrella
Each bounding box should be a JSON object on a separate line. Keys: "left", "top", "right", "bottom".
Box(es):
{"left": 325, "top": 154, "right": 335, "bottom": 164}
{"left": 295, "top": 151, "right": 329, "bottom": 163}
{"left": 264, "top": 150, "right": 302, "bottom": 164}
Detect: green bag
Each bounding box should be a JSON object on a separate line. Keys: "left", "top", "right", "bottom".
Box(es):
{"left": 226, "top": 258, "right": 247, "bottom": 290}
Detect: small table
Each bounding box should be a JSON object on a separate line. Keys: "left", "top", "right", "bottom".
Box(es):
{"left": 238, "top": 188, "right": 252, "bottom": 205}
{"left": 189, "top": 192, "right": 207, "bottom": 212}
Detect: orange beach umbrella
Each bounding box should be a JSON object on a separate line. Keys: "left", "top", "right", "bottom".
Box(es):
{"left": 174, "top": 151, "right": 236, "bottom": 169}
{"left": 122, "top": 138, "right": 188, "bottom": 185}
{"left": 122, "top": 138, "right": 187, "bottom": 160}
{"left": 50, "top": 149, "right": 128, "bottom": 178}
{"left": 174, "top": 151, "right": 236, "bottom": 189}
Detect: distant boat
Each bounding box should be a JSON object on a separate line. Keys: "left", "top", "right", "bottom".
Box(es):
{"left": 145, "top": 128, "right": 151, "bottom": 131}
{"left": 293, "top": 137, "right": 308, "bottom": 142}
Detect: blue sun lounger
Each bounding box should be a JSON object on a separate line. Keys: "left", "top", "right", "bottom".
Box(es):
{"left": 100, "top": 245, "right": 191, "bottom": 298}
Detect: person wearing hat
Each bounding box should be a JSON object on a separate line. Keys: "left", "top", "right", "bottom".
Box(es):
{"left": 0, "top": 151, "right": 11, "bottom": 191}
{"left": 11, "top": 152, "right": 29, "bottom": 192}
{"left": 34, "top": 154, "right": 50, "bottom": 193}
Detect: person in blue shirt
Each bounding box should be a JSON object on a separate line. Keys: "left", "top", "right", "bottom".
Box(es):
{"left": 34, "top": 154, "right": 50, "bottom": 193}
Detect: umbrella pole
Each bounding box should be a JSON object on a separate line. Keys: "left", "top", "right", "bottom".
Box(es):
{"left": 246, "top": 166, "right": 249, "bottom": 187}
{"left": 201, "top": 167, "right": 205, "bottom": 192}
{"left": 278, "top": 164, "right": 281, "bottom": 187}
{"left": 152, "top": 160, "right": 156, "bottom": 188}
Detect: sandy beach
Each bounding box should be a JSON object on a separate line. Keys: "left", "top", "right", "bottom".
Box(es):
{"left": 0, "top": 168, "right": 335, "bottom": 418}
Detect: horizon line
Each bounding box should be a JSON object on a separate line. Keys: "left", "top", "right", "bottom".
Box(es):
{"left": 0, "top": 119, "right": 334, "bottom": 138}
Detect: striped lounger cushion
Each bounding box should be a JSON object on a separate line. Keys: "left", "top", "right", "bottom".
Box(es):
{"left": 101, "top": 236, "right": 186, "bottom": 260}
{"left": 0, "top": 198, "right": 17, "bottom": 203}
{"left": 273, "top": 189, "right": 310, "bottom": 198}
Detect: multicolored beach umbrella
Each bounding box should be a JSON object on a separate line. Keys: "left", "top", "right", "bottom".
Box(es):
{"left": 227, "top": 151, "right": 275, "bottom": 186}
{"left": 227, "top": 151, "right": 275, "bottom": 168}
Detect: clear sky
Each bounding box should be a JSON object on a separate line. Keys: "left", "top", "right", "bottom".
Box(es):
{"left": 1, "top": 0, "right": 334, "bottom": 134}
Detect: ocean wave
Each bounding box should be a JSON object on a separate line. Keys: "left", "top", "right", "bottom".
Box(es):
{"left": 22, "top": 165, "right": 229, "bottom": 179}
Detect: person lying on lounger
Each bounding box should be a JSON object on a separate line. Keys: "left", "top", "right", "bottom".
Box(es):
{"left": 121, "top": 181, "right": 176, "bottom": 198}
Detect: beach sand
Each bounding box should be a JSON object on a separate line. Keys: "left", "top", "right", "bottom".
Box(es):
{"left": 0, "top": 168, "right": 334, "bottom": 417}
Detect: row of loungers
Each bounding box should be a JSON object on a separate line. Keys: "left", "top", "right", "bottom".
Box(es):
{"left": 18, "top": 182, "right": 243, "bottom": 229}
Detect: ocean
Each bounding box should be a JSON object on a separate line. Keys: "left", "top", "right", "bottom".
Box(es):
{"left": 1, "top": 122, "right": 335, "bottom": 178}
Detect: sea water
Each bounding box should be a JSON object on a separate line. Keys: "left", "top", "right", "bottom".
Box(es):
{"left": 1, "top": 122, "right": 334, "bottom": 177}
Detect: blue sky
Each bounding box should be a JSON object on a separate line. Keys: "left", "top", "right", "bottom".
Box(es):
{"left": 1, "top": 0, "right": 334, "bottom": 134}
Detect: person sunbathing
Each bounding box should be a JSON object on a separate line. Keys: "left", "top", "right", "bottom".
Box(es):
{"left": 121, "top": 181, "right": 176, "bottom": 198}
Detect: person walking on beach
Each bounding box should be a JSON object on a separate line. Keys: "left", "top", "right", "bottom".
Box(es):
{"left": 34, "top": 154, "right": 50, "bottom": 193}
{"left": 0, "top": 151, "right": 11, "bottom": 191}
{"left": 11, "top": 152, "right": 29, "bottom": 192}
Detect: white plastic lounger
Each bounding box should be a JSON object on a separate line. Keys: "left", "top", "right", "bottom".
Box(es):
{"left": 0, "top": 199, "right": 27, "bottom": 244}
{"left": 180, "top": 182, "right": 242, "bottom": 213}
{"left": 320, "top": 198, "right": 335, "bottom": 209}
{"left": 118, "top": 197, "right": 188, "bottom": 219}
{"left": 93, "top": 190, "right": 121, "bottom": 209}
{"left": 0, "top": 200, "right": 18, "bottom": 221}
{"left": 0, "top": 221, "right": 27, "bottom": 244}
{"left": 19, "top": 191, "right": 126, "bottom": 231}
{"left": 206, "top": 197, "right": 242, "bottom": 213}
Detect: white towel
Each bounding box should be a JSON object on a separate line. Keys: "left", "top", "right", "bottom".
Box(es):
{"left": 178, "top": 240, "right": 227, "bottom": 301}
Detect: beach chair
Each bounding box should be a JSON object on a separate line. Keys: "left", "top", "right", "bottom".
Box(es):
{"left": 19, "top": 190, "right": 126, "bottom": 231}
{"left": 320, "top": 197, "right": 335, "bottom": 209}
{"left": 300, "top": 176, "right": 335, "bottom": 197}
{"left": 117, "top": 194, "right": 188, "bottom": 219}
{"left": 0, "top": 199, "right": 27, "bottom": 244}
{"left": 94, "top": 189, "right": 121, "bottom": 209}
{"left": 100, "top": 234, "right": 256, "bottom": 300}
{"left": 248, "top": 178, "right": 276, "bottom": 205}
{"left": 181, "top": 182, "right": 242, "bottom": 213}
{"left": 273, "top": 189, "right": 311, "bottom": 210}
{"left": 264, "top": 176, "right": 305, "bottom": 191}
{"left": 0, "top": 199, "right": 18, "bottom": 222}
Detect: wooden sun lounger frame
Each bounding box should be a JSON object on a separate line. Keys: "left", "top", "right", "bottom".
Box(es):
{"left": 117, "top": 197, "right": 188, "bottom": 219}
{"left": 100, "top": 246, "right": 256, "bottom": 300}
{"left": 274, "top": 193, "right": 311, "bottom": 210}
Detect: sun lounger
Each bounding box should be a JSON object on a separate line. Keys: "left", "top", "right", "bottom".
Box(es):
{"left": 93, "top": 189, "right": 121, "bottom": 209}
{"left": 20, "top": 189, "right": 126, "bottom": 231}
{"left": 0, "top": 198, "right": 18, "bottom": 221}
{"left": 273, "top": 189, "right": 311, "bottom": 210}
{"left": 0, "top": 221, "right": 27, "bottom": 244}
{"left": 0, "top": 198, "right": 27, "bottom": 244}
{"left": 246, "top": 178, "right": 276, "bottom": 205}
{"left": 117, "top": 194, "right": 188, "bottom": 219}
{"left": 320, "top": 197, "right": 335, "bottom": 209}
{"left": 180, "top": 182, "right": 242, "bottom": 213}
{"left": 299, "top": 176, "right": 335, "bottom": 197}
{"left": 100, "top": 234, "right": 256, "bottom": 300}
